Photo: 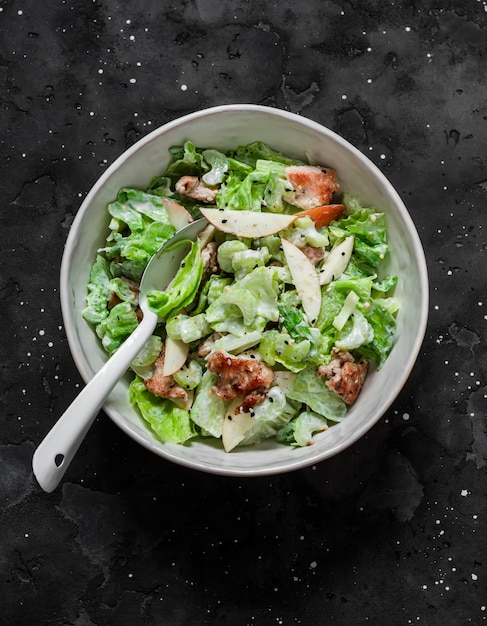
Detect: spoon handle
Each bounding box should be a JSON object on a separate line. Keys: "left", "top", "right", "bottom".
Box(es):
{"left": 32, "top": 312, "right": 158, "bottom": 493}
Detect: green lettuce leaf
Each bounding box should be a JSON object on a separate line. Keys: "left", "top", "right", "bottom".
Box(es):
{"left": 147, "top": 240, "right": 204, "bottom": 319}
{"left": 259, "top": 330, "right": 311, "bottom": 373}
{"left": 228, "top": 141, "right": 304, "bottom": 168}
{"left": 173, "top": 359, "right": 203, "bottom": 390}
{"left": 278, "top": 304, "right": 331, "bottom": 364}
{"left": 216, "top": 239, "right": 249, "bottom": 273}
{"left": 95, "top": 301, "right": 139, "bottom": 356}
{"left": 129, "top": 377, "right": 196, "bottom": 444}
{"left": 190, "top": 370, "right": 227, "bottom": 438}
{"left": 355, "top": 299, "right": 398, "bottom": 368}
{"left": 335, "top": 309, "right": 374, "bottom": 351}
{"left": 216, "top": 169, "right": 269, "bottom": 212}
{"left": 108, "top": 277, "right": 139, "bottom": 305}
{"left": 131, "top": 335, "right": 162, "bottom": 368}
{"left": 107, "top": 188, "right": 177, "bottom": 229}
{"left": 202, "top": 149, "right": 228, "bottom": 185}
{"left": 212, "top": 330, "right": 263, "bottom": 354}
{"left": 193, "top": 274, "right": 232, "bottom": 315}
{"left": 232, "top": 247, "right": 270, "bottom": 280}
{"left": 83, "top": 255, "right": 112, "bottom": 324}
{"left": 291, "top": 411, "right": 329, "bottom": 447}
{"left": 146, "top": 175, "right": 174, "bottom": 197}
{"left": 287, "top": 366, "right": 347, "bottom": 421}
{"left": 164, "top": 141, "right": 207, "bottom": 178}
{"left": 205, "top": 266, "right": 279, "bottom": 335}
{"left": 166, "top": 313, "right": 212, "bottom": 344}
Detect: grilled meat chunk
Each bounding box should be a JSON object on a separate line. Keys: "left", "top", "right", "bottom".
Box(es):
{"left": 175, "top": 176, "right": 218, "bottom": 203}
{"left": 207, "top": 350, "right": 274, "bottom": 410}
{"left": 201, "top": 240, "right": 219, "bottom": 280}
{"left": 301, "top": 245, "right": 325, "bottom": 266}
{"left": 144, "top": 349, "right": 189, "bottom": 403}
{"left": 317, "top": 350, "right": 368, "bottom": 405}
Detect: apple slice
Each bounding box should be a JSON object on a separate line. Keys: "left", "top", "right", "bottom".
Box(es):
{"left": 199, "top": 208, "right": 297, "bottom": 238}
{"left": 222, "top": 396, "right": 256, "bottom": 453}
{"left": 160, "top": 198, "right": 193, "bottom": 230}
{"left": 318, "top": 235, "right": 354, "bottom": 286}
{"left": 162, "top": 336, "right": 189, "bottom": 376}
{"left": 281, "top": 238, "right": 321, "bottom": 325}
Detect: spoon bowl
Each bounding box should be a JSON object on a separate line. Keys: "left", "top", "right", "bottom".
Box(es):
{"left": 32, "top": 219, "right": 208, "bottom": 492}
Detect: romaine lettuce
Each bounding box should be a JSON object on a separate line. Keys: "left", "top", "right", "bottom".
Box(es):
{"left": 166, "top": 313, "right": 211, "bottom": 344}
{"left": 129, "top": 377, "right": 196, "bottom": 444}
{"left": 291, "top": 411, "right": 329, "bottom": 447}
{"left": 205, "top": 266, "right": 279, "bottom": 335}
{"left": 287, "top": 367, "right": 347, "bottom": 421}
{"left": 95, "top": 301, "right": 139, "bottom": 356}
{"left": 173, "top": 359, "right": 203, "bottom": 390}
{"left": 259, "top": 330, "right": 311, "bottom": 373}
{"left": 83, "top": 255, "right": 112, "bottom": 324}
{"left": 190, "top": 370, "right": 227, "bottom": 438}
{"left": 147, "top": 240, "right": 203, "bottom": 319}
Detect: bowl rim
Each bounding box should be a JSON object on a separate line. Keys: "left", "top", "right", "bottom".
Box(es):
{"left": 60, "top": 103, "right": 429, "bottom": 476}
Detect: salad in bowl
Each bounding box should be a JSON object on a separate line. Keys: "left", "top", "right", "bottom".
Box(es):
{"left": 82, "top": 140, "right": 399, "bottom": 453}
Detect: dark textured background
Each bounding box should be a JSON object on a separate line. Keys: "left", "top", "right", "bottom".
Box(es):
{"left": 2, "top": 1, "right": 487, "bottom": 624}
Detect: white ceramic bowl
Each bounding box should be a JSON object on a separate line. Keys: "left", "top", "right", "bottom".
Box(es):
{"left": 60, "top": 104, "right": 428, "bottom": 476}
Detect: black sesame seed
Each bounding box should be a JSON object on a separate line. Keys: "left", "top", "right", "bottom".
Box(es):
{"left": 269, "top": 397, "right": 274, "bottom": 403}
{"left": 227, "top": 415, "right": 233, "bottom": 421}
{"left": 222, "top": 219, "right": 228, "bottom": 223}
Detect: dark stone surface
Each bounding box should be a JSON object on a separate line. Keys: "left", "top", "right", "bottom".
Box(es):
{"left": 1, "top": 1, "right": 487, "bottom": 624}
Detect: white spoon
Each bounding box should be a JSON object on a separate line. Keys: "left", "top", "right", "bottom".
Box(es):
{"left": 32, "top": 219, "right": 207, "bottom": 493}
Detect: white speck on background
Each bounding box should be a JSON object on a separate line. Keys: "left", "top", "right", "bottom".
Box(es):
{"left": 181, "top": 84, "right": 188, "bottom": 91}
